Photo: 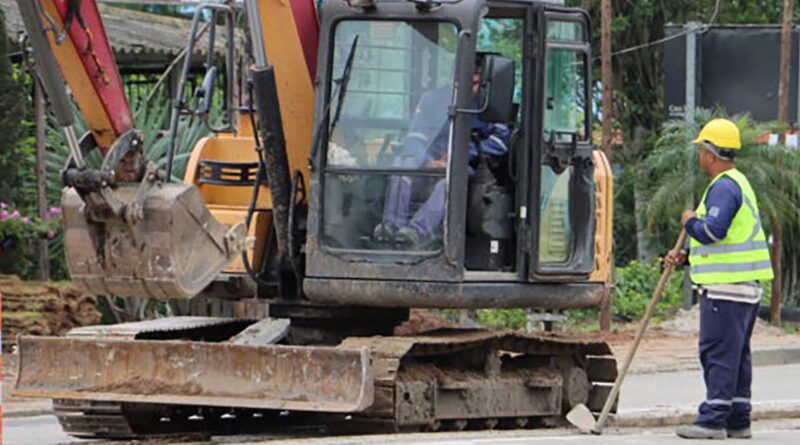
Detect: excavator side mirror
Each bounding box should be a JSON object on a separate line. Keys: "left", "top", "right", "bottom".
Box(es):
{"left": 195, "top": 66, "right": 218, "bottom": 115}
{"left": 478, "top": 55, "right": 515, "bottom": 123}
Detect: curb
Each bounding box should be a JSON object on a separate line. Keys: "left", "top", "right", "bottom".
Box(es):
{"left": 630, "top": 346, "right": 800, "bottom": 375}
{"left": 752, "top": 346, "right": 800, "bottom": 367}
{"left": 3, "top": 408, "right": 53, "bottom": 419}
{"left": 612, "top": 401, "right": 800, "bottom": 428}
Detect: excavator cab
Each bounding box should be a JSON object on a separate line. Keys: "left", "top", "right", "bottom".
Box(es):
{"left": 303, "top": 0, "right": 610, "bottom": 309}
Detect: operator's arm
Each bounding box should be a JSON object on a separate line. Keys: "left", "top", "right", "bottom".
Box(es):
{"left": 685, "top": 178, "right": 742, "bottom": 245}
{"left": 469, "top": 122, "right": 511, "bottom": 160}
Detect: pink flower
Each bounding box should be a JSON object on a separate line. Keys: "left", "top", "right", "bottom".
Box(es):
{"left": 0, "top": 202, "right": 7, "bottom": 209}
{"left": 46, "top": 230, "right": 56, "bottom": 239}
{"left": 22, "top": 216, "right": 30, "bottom": 224}
{"left": 10, "top": 210, "right": 20, "bottom": 219}
{"left": 49, "top": 207, "right": 62, "bottom": 215}
{"left": 0, "top": 209, "right": 7, "bottom": 220}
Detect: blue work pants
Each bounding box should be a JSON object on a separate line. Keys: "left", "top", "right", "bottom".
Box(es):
{"left": 694, "top": 293, "right": 759, "bottom": 430}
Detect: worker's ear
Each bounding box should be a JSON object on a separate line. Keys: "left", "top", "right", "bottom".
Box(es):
{"left": 479, "top": 55, "right": 515, "bottom": 123}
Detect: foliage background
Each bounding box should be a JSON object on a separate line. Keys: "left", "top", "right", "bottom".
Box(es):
{"left": 0, "top": 10, "right": 28, "bottom": 210}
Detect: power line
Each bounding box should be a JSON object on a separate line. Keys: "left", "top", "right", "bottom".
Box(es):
{"left": 611, "top": 0, "right": 722, "bottom": 57}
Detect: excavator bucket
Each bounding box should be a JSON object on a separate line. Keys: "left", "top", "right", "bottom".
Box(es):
{"left": 62, "top": 183, "right": 246, "bottom": 300}
{"left": 14, "top": 336, "right": 374, "bottom": 413}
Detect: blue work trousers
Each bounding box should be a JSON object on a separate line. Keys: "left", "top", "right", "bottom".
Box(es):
{"left": 383, "top": 175, "right": 446, "bottom": 237}
{"left": 694, "top": 293, "right": 759, "bottom": 429}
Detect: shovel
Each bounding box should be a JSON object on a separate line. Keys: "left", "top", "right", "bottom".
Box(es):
{"left": 566, "top": 229, "right": 688, "bottom": 434}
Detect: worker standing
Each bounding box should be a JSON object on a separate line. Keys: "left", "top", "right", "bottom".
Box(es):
{"left": 665, "top": 118, "right": 774, "bottom": 440}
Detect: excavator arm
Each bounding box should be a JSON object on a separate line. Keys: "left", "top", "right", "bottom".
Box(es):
{"left": 18, "top": 0, "right": 246, "bottom": 299}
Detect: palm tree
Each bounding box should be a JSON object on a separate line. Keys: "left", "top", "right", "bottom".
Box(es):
{"left": 641, "top": 108, "right": 800, "bottom": 306}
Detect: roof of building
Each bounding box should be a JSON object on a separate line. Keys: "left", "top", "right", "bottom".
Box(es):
{"left": 1, "top": 0, "right": 232, "bottom": 70}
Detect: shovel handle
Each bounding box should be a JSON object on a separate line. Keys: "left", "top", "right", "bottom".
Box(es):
{"left": 592, "top": 229, "right": 688, "bottom": 433}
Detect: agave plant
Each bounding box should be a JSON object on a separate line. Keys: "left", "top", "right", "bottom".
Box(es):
{"left": 642, "top": 108, "right": 800, "bottom": 305}
{"left": 43, "top": 90, "right": 213, "bottom": 318}
{"left": 45, "top": 94, "right": 211, "bottom": 199}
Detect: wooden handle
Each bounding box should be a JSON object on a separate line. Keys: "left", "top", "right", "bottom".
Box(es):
{"left": 592, "top": 229, "right": 688, "bottom": 433}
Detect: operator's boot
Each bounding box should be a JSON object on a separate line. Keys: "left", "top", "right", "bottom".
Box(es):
{"left": 373, "top": 223, "right": 397, "bottom": 242}
{"left": 395, "top": 226, "right": 420, "bottom": 246}
{"left": 675, "top": 424, "right": 726, "bottom": 440}
{"left": 727, "top": 427, "right": 752, "bottom": 439}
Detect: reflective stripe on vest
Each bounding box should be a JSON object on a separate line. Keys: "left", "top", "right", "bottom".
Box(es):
{"left": 689, "top": 169, "right": 774, "bottom": 285}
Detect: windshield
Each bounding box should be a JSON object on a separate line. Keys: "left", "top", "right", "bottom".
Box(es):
{"left": 323, "top": 20, "right": 458, "bottom": 253}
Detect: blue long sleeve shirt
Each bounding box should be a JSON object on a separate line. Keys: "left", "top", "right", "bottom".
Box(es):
{"left": 404, "top": 86, "right": 510, "bottom": 168}
{"left": 468, "top": 119, "right": 511, "bottom": 160}
{"left": 685, "top": 176, "right": 743, "bottom": 244}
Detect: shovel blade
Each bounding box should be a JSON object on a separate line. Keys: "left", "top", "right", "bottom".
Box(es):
{"left": 14, "top": 335, "right": 374, "bottom": 412}
{"left": 566, "top": 403, "right": 596, "bottom": 434}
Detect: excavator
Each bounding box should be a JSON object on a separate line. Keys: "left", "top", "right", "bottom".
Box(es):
{"left": 13, "top": 0, "right": 618, "bottom": 438}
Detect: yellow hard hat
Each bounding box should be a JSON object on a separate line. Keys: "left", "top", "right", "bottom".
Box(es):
{"left": 692, "top": 118, "right": 741, "bottom": 149}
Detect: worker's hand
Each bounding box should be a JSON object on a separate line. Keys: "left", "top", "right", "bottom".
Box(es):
{"left": 680, "top": 210, "right": 696, "bottom": 226}
{"left": 664, "top": 249, "right": 687, "bottom": 267}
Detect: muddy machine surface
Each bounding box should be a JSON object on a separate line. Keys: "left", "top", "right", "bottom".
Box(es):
{"left": 15, "top": 0, "right": 617, "bottom": 438}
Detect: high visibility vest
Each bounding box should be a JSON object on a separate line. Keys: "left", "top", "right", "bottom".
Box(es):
{"left": 689, "top": 168, "right": 774, "bottom": 285}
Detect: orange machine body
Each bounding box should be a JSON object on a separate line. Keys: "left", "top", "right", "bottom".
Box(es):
{"left": 183, "top": 0, "right": 317, "bottom": 274}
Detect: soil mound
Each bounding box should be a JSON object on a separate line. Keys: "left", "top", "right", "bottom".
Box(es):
{"left": 1, "top": 275, "right": 101, "bottom": 349}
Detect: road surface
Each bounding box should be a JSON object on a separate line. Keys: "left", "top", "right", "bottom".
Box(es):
{"left": 5, "top": 364, "right": 800, "bottom": 445}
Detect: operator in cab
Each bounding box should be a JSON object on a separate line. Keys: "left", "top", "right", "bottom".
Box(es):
{"left": 373, "top": 52, "right": 511, "bottom": 248}
{"left": 665, "top": 119, "right": 773, "bottom": 440}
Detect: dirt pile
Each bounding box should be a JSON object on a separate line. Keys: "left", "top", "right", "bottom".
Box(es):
{"left": 655, "top": 304, "right": 783, "bottom": 336}
{"left": 394, "top": 309, "right": 454, "bottom": 335}
{"left": 1, "top": 275, "right": 101, "bottom": 349}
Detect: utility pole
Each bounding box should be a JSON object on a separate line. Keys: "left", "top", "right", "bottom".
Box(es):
{"left": 35, "top": 81, "right": 50, "bottom": 281}
{"left": 779, "top": 0, "right": 793, "bottom": 122}
{"left": 598, "top": 0, "right": 613, "bottom": 332}
{"left": 600, "top": 0, "right": 613, "bottom": 159}
{"left": 774, "top": 0, "right": 792, "bottom": 326}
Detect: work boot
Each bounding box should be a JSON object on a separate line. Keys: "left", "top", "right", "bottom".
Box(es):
{"left": 373, "top": 223, "right": 396, "bottom": 242}
{"left": 727, "top": 427, "right": 752, "bottom": 439}
{"left": 395, "top": 226, "right": 420, "bottom": 247}
{"left": 675, "top": 424, "right": 726, "bottom": 440}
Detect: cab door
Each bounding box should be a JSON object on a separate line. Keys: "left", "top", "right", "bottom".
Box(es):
{"left": 528, "top": 8, "right": 595, "bottom": 280}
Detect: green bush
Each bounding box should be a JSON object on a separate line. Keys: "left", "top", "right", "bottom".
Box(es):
{"left": 476, "top": 309, "right": 527, "bottom": 330}
{"left": 613, "top": 259, "right": 684, "bottom": 321}
{"left": 0, "top": 202, "right": 61, "bottom": 278}
{"left": 446, "top": 260, "right": 686, "bottom": 331}
{"left": 0, "top": 11, "right": 26, "bottom": 207}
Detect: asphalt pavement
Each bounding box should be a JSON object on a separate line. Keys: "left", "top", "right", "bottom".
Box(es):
{"left": 246, "top": 420, "right": 800, "bottom": 445}
{"left": 3, "top": 414, "right": 84, "bottom": 445}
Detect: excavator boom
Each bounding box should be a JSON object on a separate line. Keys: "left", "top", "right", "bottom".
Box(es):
{"left": 19, "top": 0, "right": 132, "bottom": 150}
